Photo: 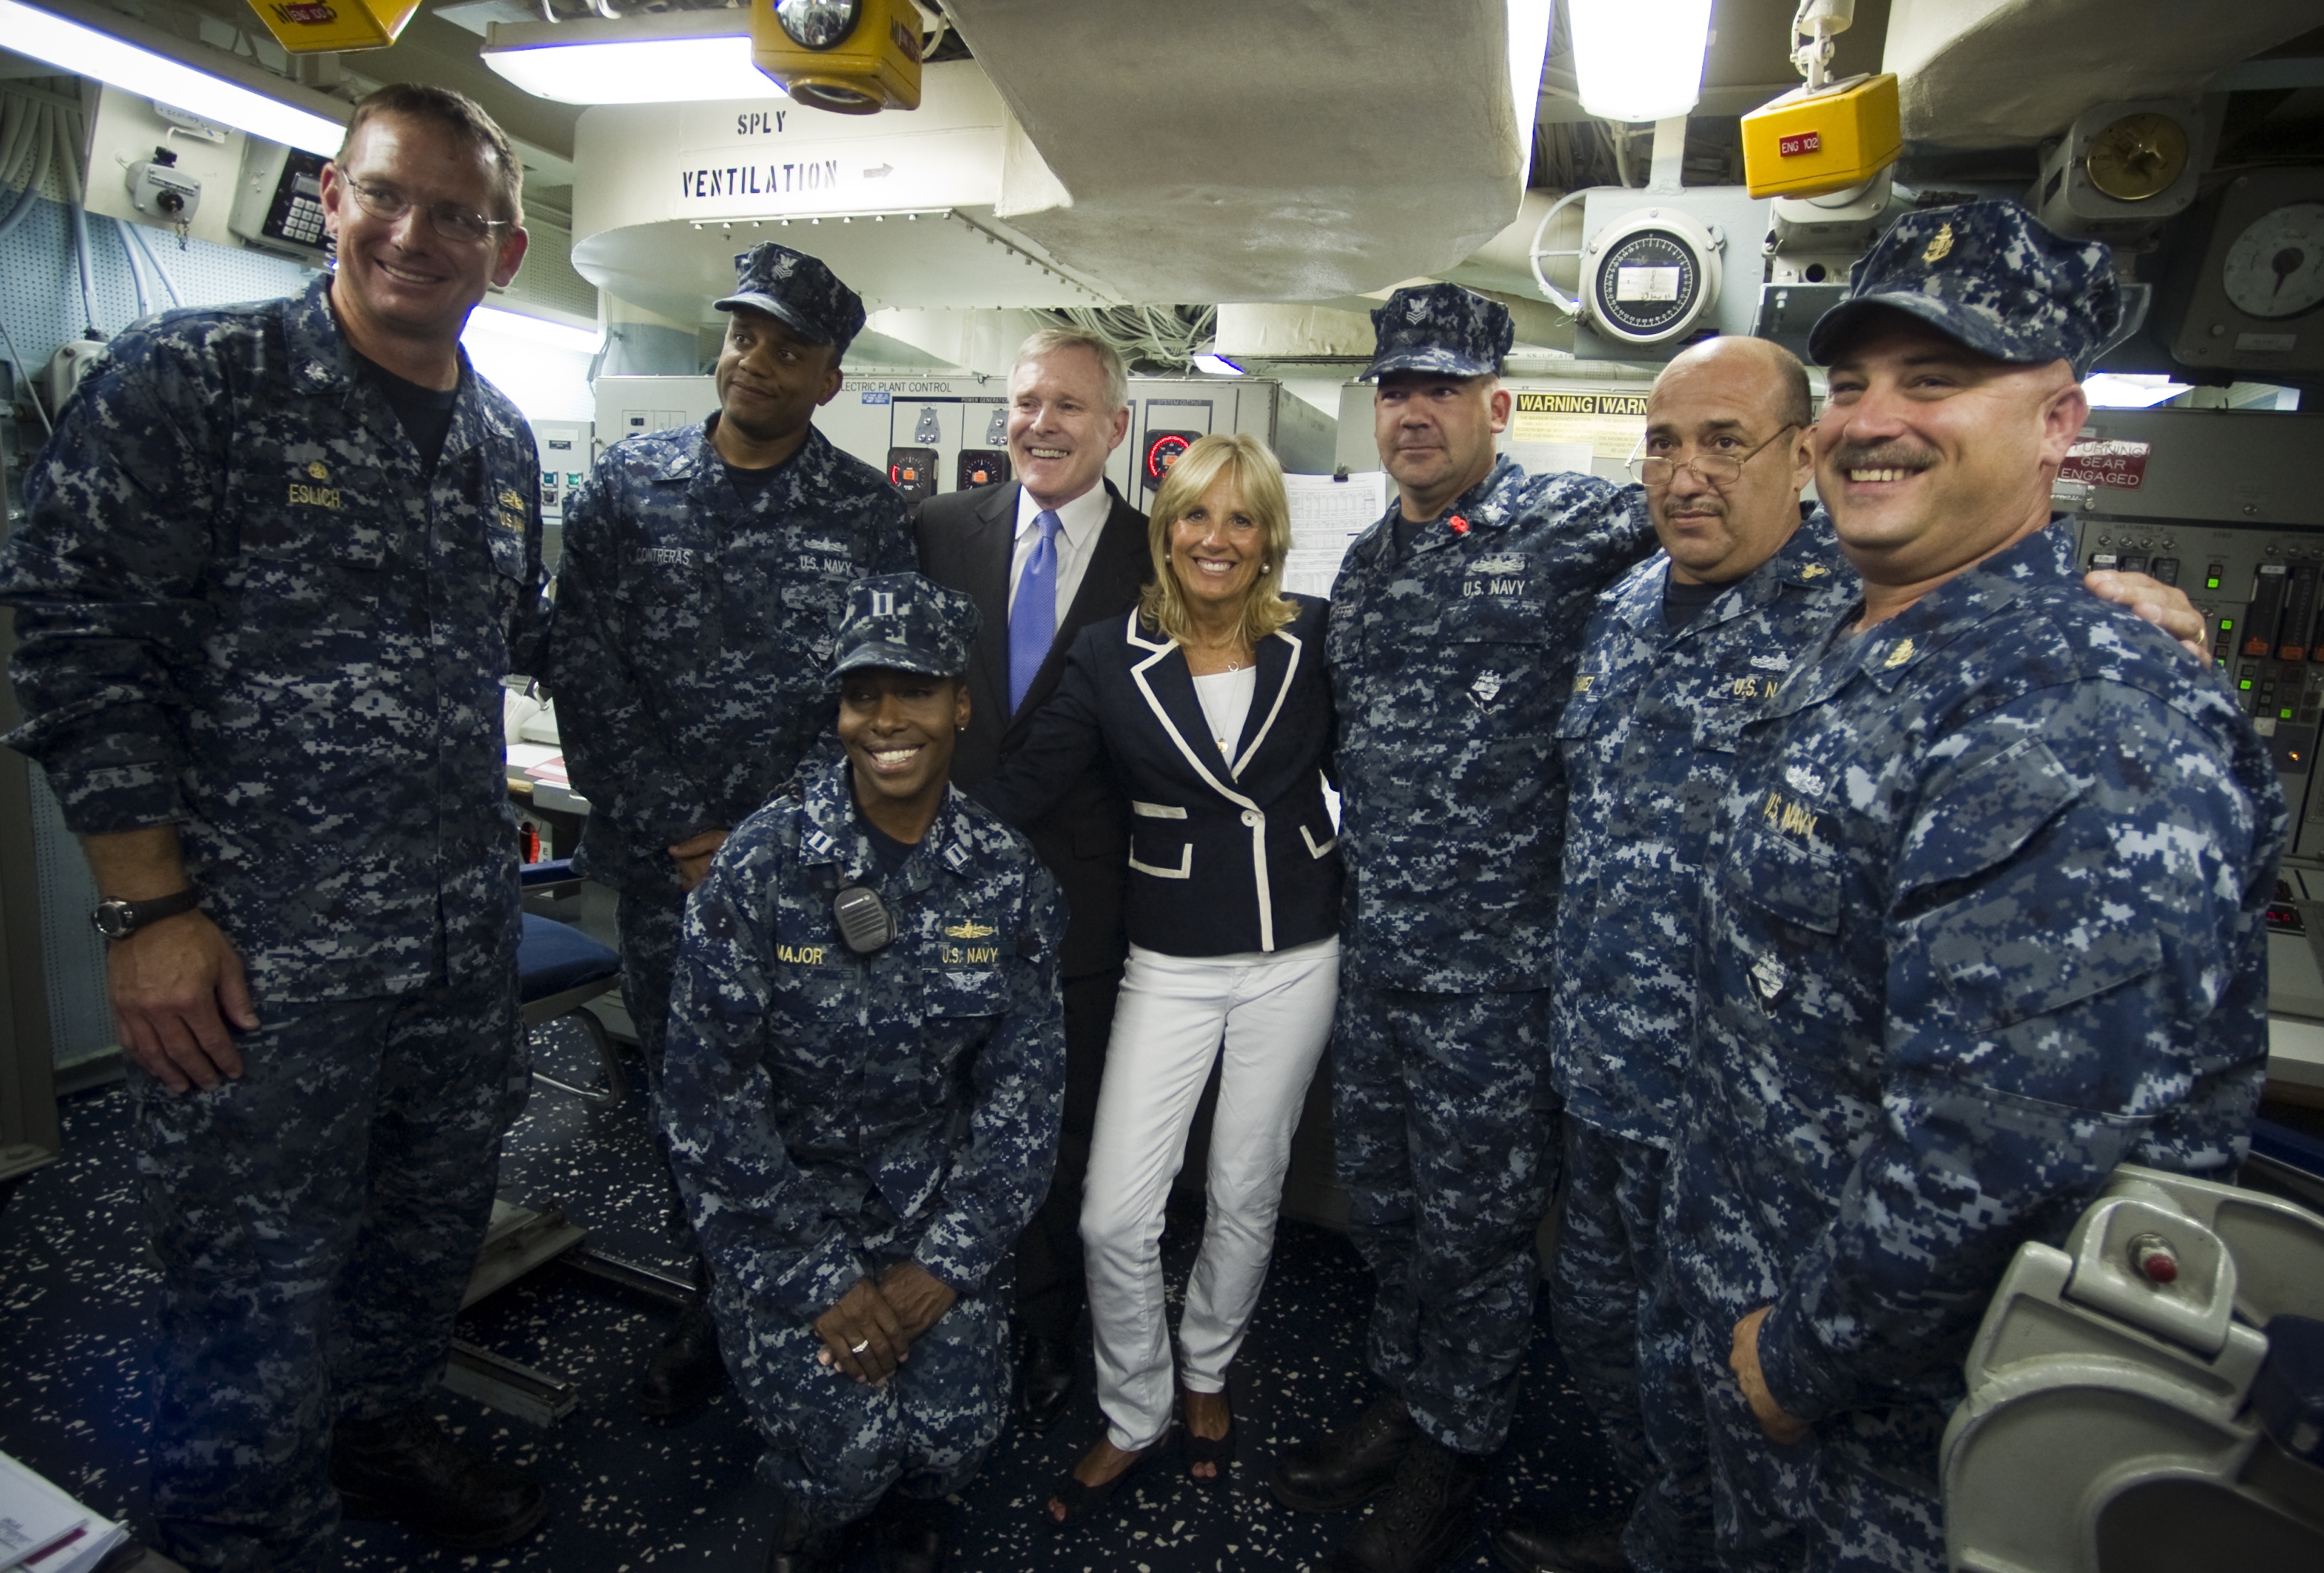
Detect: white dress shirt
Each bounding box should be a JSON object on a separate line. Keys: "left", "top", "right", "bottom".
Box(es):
{"left": 1009, "top": 482, "right": 1117, "bottom": 634}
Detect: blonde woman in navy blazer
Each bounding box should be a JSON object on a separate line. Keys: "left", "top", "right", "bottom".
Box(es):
{"left": 977, "top": 433, "right": 1341, "bottom": 1522}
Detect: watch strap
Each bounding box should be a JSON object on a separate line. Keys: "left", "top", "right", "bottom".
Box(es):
{"left": 93, "top": 887, "right": 200, "bottom": 939}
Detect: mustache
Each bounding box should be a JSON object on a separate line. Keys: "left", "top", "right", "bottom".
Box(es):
{"left": 1828, "top": 441, "right": 1940, "bottom": 472}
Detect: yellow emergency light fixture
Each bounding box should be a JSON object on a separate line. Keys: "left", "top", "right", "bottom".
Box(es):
{"left": 751, "top": 0, "right": 922, "bottom": 115}
{"left": 1742, "top": 72, "right": 1902, "bottom": 199}
{"left": 242, "top": 0, "right": 421, "bottom": 55}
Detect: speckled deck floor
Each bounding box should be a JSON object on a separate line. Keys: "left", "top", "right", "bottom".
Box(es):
{"left": 1, "top": 1022, "right": 1628, "bottom": 1572}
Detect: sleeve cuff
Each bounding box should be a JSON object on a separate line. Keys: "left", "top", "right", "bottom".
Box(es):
{"left": 768, "top": 1231, "right": 872, "bottom": 1326}
{"left": 1756, "top": 1297, "right": 1843, "bottom": 1423}
{"left": 911, "top": 1217, "right": 994, "bottom": 1300}
{"left": 46, "top": 763, "right": 186, "bottom": 835}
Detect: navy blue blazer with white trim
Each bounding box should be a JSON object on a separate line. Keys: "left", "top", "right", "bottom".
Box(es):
{"left": 975, "top": 594, "right": 1340, "bottom": 958}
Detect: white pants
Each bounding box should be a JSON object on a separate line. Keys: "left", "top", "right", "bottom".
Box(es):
{"left": 1080, "top": 936, "right": 1340, "bottom": 1451}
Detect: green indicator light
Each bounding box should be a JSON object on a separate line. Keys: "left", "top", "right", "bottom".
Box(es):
{"left": 2222, "top": 620, "right": 2235, "bottom": 630}
{"left": 2206, "top": 577, "right": 2222, "bottom": 590}
{"left": 2284, "top": 708, "right": 2296, "bottom": 720}
{"left": 2241, "top": 679, "right": 2253, "bottom": 690}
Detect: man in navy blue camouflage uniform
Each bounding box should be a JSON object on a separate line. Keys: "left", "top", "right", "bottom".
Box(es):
{"left": 1268, "top": 283, "right": 1662, "bottom": 1573}
{"left": 1664, "top": 202, "right": 2284, "bottom": 1573}
{"left": 661, "top": 573, "right": 1064, "bottom": 1573}
{"left": 0, "top": 85, "right": 550, "bottom": 1570}
{"left": 548, "top": 241, "right": 915, "bottom": 1415}
{"left": 1495, "top": 333, "right": 2207, "bottom": 1573}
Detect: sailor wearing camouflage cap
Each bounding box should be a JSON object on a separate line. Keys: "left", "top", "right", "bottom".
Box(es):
{"left": 546, "top": 240, "right": 916, "bottom": 1416}
{"left": 1664, "top": 202, "right": 2283, "bottom": 1572}
{"left": 659, "top": 570, "right": 1064, "bottom": 1572}
{"left": 1266, "top": 280, "right": 1667, "bottom": 1572}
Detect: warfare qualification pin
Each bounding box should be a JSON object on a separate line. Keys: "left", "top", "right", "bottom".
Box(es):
{"left": 1749, "top": 953, "right": 1790, "bottom": 1013}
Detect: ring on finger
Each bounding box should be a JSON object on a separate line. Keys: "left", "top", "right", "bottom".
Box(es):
{"left": 850, "top": 1339, "right": 870, "bottom": 1354}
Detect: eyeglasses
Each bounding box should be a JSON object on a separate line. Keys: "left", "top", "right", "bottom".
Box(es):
{"left": 1627, "top": 424, "right": 1800, "bottom": 489}
{"left": 339, "top": 174, "right": 512, "bottom": 246}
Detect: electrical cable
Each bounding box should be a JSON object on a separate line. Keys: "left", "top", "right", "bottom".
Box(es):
{"left": 122, "top": 218, "right": 183, "bottom": 307}
{"left": 49, "top": 111, "right": 101, "bottom": 335}
{"left": 0, "top": 103, "right": 56, "bottom": 254}
{"left": 115, "top": 216, "right": 150, "bottom": 318}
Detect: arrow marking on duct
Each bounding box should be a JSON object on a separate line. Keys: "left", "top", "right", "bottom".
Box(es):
{"left": 865, "top": 163, "right": 894, "bottom": 177}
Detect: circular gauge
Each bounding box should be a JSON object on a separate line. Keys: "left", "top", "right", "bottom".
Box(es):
{"left": 2221, "top": 202, "right": 2324, "bottom": 320}
{"left": 775, "top": 0, "right": 860, "bottom": 50}
{"left": 2084, "top": 111, "right": 2189, "bottom": 202}
{"left": 1143, "top": 432, "right": 1195, "bottom": 488}
{"left": 1583, "top": 209, "right": 1723, "bottom": 346}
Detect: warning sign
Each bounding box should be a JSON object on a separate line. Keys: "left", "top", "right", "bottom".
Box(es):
{"left": 2059, "top": 439, "right": 2151, "bottom": 490}
{"left": 1508, "top": 390, "right": 1651, "bottom": 459}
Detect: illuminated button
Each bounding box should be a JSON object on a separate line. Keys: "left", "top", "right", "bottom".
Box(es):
{"left": 2129, "top": 1233, "right": 2179, "bottom": 1285}
{"left": 2241, "top": 679, "right": 2254, "bottom": 690}
{"left": 2283, "top": 708, "right": 2296, "bottom": 720}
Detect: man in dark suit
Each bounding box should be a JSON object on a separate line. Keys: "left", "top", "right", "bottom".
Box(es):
{"left": 915, "top": 327, "right": 1149, "bottom": 1432}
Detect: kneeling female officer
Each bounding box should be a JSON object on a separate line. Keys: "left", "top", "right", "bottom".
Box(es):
{"left": 661, "top": 572, "right": 1066, "bottom": 1573}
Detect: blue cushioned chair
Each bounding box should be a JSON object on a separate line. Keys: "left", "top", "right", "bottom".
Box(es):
{"left": 519, "top": 861, "right": 625, "bottom": 1109}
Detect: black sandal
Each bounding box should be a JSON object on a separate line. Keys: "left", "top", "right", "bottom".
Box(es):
{"left": 1046, "top": 1442, "right": 1152, "bottom": 1527}
{"left": 1181, "top": 1387, "right": 1234, "bottom": 1484}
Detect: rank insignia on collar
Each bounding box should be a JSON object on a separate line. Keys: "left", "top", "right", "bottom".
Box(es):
{"left": 307, "top": 461, "right": 328, "bottom": 481}
{"left": 1884, "top": 637, "right": 1915, "bottom": 668}
{"left": 499, "top": 488, "right": 527, "bottom": 511}
{"left": 944, "top": 919, "right": 996, "bottom": 939}
{"left": 1923, "top": 222, "right": 1955, "bottom": 264}
{"left": 1448, "top": 515, "right": 1471, "bottom": 535}
{"left": 1801, "top": 563, "right": 1828, "bottom": 578}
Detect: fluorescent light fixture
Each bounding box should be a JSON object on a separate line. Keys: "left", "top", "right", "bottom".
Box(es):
{"left": 2083, "top": 372, "right": 2192, "bottom": 409}
{"left": 482, "top": 11, "right": 783, "bottom": 105}
{"left": 466, "top": 306, "right": 604, "bottom": 356}
{"left": 1567, "top": 0, "right": 1714, "bottom": 122}
{"left": 0, "top": 0, "right": 345, "bottom": 154}
{"left": 1192, "top": 353, "right": 1245, "bottom": 377}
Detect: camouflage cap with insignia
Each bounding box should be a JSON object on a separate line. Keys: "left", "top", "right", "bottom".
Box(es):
{"left": 1360, "top": 282, "right": 1515, "bottom": 382}
{"left": 830, "top": 573, "right": 980, "bottom": 681}
{"left": 717, "top": 241, "right": 867, "bottom": 354}
{"left": 1808, "top": 199, "right": 2121, "bottom": 375}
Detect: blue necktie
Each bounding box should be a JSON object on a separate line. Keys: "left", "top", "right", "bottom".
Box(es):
{"left": 1009, "top": 509, "right": 1061, "bottom": 716}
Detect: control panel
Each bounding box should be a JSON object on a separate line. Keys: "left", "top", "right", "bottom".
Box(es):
{"left": 2073, "top": 515, "right": 2324, "bottom": 854}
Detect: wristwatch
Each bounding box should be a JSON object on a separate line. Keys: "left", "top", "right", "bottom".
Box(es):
{"left": 91, "top": 888, "right": 200, "bottom": 941}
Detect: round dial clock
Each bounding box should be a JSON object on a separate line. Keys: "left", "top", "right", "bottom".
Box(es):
{"left": 1583, "top": 209, "right": 1724, "bottom": 346}
{"left": 2083, "top": 111, "right": 2189, "bottom": 203}
{"left": 2221, "top": 202, "right": 2324, "bottom": 321}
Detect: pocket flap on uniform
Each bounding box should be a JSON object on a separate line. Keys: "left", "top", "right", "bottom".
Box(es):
{"left": 928, "top": 962, "right": 1009, "bottom": 1018}
{"left": 1729, "top": 820, "right": 1842, "bottom": 936}
{"left": 1901, "top": 736, "right": 2083, "bottom": 892}
{"left": 1913, "top": 867, "right": 2164, "bottom": 1032}
{"left": 1131, "top": 800, "right": 1188, "bottom": 819}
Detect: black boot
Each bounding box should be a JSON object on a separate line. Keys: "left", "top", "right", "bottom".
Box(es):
{"left": 1270, "top": 1391, "right": 1417, "bottom": 1511}
{"left": 762, "top": 1512, "right": 847, "bottom": 1573}
{"left": 1015, "top": 1332, "right": 1075, "bottom": 1435}
{"left": 330, "top": 1405, "right": 548, "bottom": 1551}
{"left": 1323, "top": 1434, "right": 1484, "bottom": 1573}
{"left": 636, "top": 1291, "right": 727, "bottom": 1419}
{"left": 1489, "top": 1505, "right": 1633, "bottom": 1573}
{"left": 872, "top": 1492, "right": 948, "bottom": 1573}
